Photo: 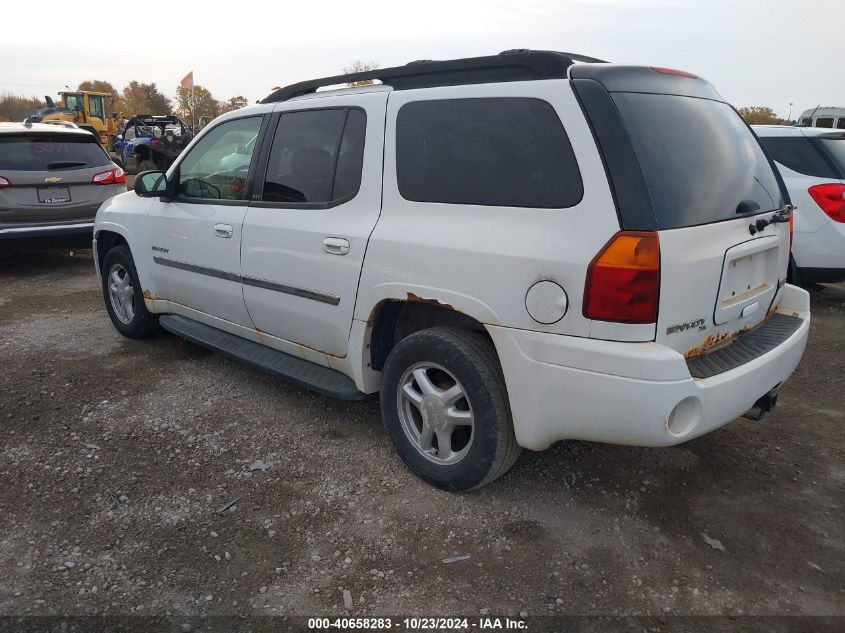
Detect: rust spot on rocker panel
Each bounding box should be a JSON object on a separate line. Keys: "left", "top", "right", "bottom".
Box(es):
{"left": 142, "top": 290, "right": 160, "bottom": 300}
{"left": 406, "top": 292, "right": 460, "bottom": 312}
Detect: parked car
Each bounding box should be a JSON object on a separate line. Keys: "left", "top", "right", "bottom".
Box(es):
{"left": 0, "top": 121, "right": 124, "bottom": 243}
{"left": 93, "top": 51, "right": 810, "bottom": 490}
{"left": 754, "top": 125, "right": 845, "bottom": 284}
{"left": 115, "top": 115, "right": 193, "bottom": 174}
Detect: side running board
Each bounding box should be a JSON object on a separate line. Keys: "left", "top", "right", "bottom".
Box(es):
{"left": 159, "top": 314, "right": 365, "bottom": 400}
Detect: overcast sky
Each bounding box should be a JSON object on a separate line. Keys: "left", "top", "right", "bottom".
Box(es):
{"left": 1, "top": 0, "right": 841, "bottom": 119}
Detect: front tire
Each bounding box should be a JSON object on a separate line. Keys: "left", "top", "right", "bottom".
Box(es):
{"left": 380, "top": 327, "right": 520, "bottom": 491}
{"left": 101, "top": 245, "right": 158, "bottom": 339}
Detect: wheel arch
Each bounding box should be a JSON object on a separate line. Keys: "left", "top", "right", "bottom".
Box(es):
{"left": 94, "top": 227, "right": 129, "bottom": 277}
{"left": 367, "top": 297, "right": 494, "bottom": 373}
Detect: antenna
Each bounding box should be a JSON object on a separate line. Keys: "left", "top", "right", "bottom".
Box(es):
{"left": 802, "top": 103, "right": 822, "bottom": 127}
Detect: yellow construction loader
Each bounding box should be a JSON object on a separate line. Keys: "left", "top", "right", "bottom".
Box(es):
{"left": 35, "top": 91, "right": 123, "bottom": 150}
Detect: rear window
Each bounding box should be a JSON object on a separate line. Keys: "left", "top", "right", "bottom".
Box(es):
{"left": 0, "top": 133, "right": 111, "bottom": 171}
{"left": 758, "top": 136, "right": 838, "bottom": 179}
{"left": 818, "top": 137, "right": 845, "bottom": 176}
{"left": 396, "top": 98, "right": 583, "bottom": 208}
{"left": 612, "top": 93, "right": 784, "bottom": 229}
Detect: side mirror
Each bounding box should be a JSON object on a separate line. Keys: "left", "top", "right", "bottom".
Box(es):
{"left": 135, "top": 170, "right": 168, "bottom": 197}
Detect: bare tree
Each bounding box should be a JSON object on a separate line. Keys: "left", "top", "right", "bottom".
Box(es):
{"left": 343, "top": 61, "right": 380, "bottom": 87}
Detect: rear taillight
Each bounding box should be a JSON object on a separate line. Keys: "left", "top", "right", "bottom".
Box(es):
{"left": 583, "top": 231, "right": 661, "bottom": 324}
{"left": 92, "top": 167, "right": 126, "bottom": 185}
{"left": 0, "top": 176, "right": 11, "bottom": 189}
{"left": 808, "top": 183, "right": 845, "bottom": 223}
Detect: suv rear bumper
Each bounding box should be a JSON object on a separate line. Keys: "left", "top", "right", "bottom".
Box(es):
{"left": 487, "top": 284, "right": 811, "bottom": 451}
{"left": 0, "top": 221, "right": 95, "bottom": 240}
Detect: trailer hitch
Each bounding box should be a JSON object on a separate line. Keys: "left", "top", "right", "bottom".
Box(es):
{"left": 743, "top": 386, "right": 780, "bottom": 421}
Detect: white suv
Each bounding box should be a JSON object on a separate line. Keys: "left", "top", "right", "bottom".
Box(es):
{"left": 93, "top": 51, "right": 810, "bottom": 490}
{"left": 754, "top": 125, "right": 845, "bottom": 285}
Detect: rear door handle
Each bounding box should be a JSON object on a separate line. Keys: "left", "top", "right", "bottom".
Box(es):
{"left": 323, "top": 237, "right": 350, "bottom": 255}
{"left": 214, "top": 223, "right": 233, "bottom": 238}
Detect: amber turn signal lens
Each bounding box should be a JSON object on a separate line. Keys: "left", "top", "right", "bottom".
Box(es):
{"left": 583, "top": 231, "right": 660, "bottom": 324}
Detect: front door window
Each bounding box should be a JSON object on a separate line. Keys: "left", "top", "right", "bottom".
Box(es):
{"left": 177, "top": 116, "right": 263, "bottom": 201}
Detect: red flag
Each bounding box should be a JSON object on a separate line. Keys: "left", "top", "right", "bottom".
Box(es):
{"left": 180, "top": 71, "right": 193, "bottom": 91}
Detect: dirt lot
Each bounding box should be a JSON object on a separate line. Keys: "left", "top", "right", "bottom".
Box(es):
{"left": 0, "top": 249, "right": 842, "bottom": 624}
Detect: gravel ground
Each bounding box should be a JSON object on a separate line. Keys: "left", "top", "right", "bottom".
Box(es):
{"left": 0, "top": 248, "right": 842, "bottom": 622}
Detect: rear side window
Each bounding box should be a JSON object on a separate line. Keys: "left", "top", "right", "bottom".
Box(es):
{"left": 396, "top": 98, "right": 583, "bottom": 208}
{"left": 0, "top": 133, "right": 111, "bottom": 171}
{"left": 818, "top": 137, "right": 845, "bottom": 176}
{"left": 815, "top": 118, "right": 834, "bottom": 129}
{"left": 612, "top": 94, "right": 784, "bottom": 228}
{"left": 758, "top": 136, "right": 838, "bottom": 179}
{"left": 262, "top": 108, "right": 366, "bottom": 205}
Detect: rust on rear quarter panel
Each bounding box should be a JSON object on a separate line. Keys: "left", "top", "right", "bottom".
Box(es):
{"left": 406, "top": 292, "right": 461, "bottom": 312}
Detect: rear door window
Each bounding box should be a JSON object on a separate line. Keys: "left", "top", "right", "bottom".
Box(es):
{"left": 612, "top": 93, "right": 784, "bottom": 228}
{"left": 396, "top": 98, "right": 583, "bottom": 208}
{"left": 262, "top": 108, "right": 366, "bottom": 205}
{"left": 758, "top": 136, "right": 838, "bottom": 179}
{"left": 0, "top": 133, "right": 111, "bottom": 171}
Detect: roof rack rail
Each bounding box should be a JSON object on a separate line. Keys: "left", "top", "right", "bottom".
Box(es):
{"left": 261, "top": 49, "right": 607, "bottom": 104}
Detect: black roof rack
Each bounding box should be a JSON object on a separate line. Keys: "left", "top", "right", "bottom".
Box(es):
{"left": 261, "top": 49, "right": 607, "bottom": 104}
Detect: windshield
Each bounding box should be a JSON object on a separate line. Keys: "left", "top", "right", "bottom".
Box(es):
{"left": 818, "top": 137, "right": 845, "bottom": 176}
{"left": 0, "top": 133, "right": 111, "bottom": 171}
{"left": 612, "top": 93, "right": 784, "bottom": 229}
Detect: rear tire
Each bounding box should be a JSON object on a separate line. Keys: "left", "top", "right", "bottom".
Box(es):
{"left": 101, "top": 245, "right": 158, "bottom": 339}
{"left": 380, "top": 327, "right": 520, "bottom": 491}
{"left": 137, "top": 159, "right": 156, "bottom": 173}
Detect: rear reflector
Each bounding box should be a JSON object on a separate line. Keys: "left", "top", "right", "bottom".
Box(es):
{"left": 651, "top": 66, "right": 698, "bottom": 79}
{"left": 92, "top": 167, "right": 126, "bottom": 185}
{"left": 583, "top": 231, "right": 661, "bottom": 324}
{"left": 0, "top": 176, "right": 10, "bottom": 189}
{"left": 808, "top": 183, "right": 845, "bottom": 223}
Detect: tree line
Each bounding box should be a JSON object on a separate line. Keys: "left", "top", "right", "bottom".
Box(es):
{"left": 0, "top": 62, "right": 386, "bottom": 123}
{"left": 0, "top": 79, "right": 249, "bottom": 123}
{"left": 736, "top": 106, "right": 792, "bottom": 125}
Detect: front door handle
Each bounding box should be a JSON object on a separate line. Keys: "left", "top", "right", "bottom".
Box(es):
{"left": 214, "top": 223, "right": 233, "bottom": 239}
{"left": 323, "top": 237, "right": 350, "bottom": 255}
